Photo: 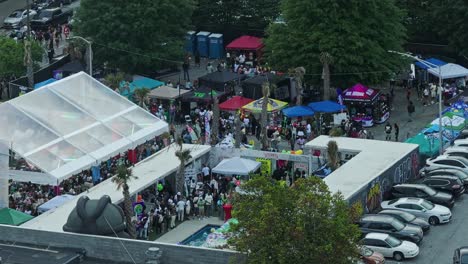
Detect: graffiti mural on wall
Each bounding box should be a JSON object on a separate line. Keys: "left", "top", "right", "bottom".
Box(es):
{"left": 393, "top": 152, "right": 420, "bottom": 184}
{"left": 366, "top": 182, "right": 382, "bottom": 213}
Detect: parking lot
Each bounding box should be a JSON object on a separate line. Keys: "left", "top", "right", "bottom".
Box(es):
{"left": 385, "top": 194, "right": 468, "bottom": 264}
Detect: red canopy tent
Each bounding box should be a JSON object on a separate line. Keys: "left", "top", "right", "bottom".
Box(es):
{"left": 226, "top": 36, "right": 264, "bottom": 50}
{"left": 342, "top": 83, "right": 380, "bottom": 102}
{"left": 219, "top": 96, "right": 253, "bottom": 111}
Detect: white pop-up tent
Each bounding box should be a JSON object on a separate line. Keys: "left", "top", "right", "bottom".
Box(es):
{"left": 428, "top": 63, "right": 468, "bottom": 79}
{"left": 0, "top": 72, "right": 168, "bottom": 185}
{"left": 37, "top": 194, "right": 75, "bottom": 214}
{"left": 212, "top": 157, "right": 261, "bottom": 176}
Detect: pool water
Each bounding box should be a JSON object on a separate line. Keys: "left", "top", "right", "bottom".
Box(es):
{"left": 180, "top": 225, "right": 221, "bottom": 247}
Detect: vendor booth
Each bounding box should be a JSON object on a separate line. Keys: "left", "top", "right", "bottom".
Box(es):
{"left": 212, "top": 157, "right": 261, "bottom": 176}
{"left": 219, "top": 96, "right": 253, "bottom": 111}
{"left": 198, "top": 71, "right": 245, "bottom": 91}
{"left": 342, "top": 83, "right": 389, "bottom": 127}
{"left": 181, "top": 87, "right": 226, "bottom": 103}
{"left": 308, "top": 100, "right": 348, "bottom": 130}
{"left": 120, "top": 77, "right": 164, "bottom": 99}
{"left": 242, "top": 73, "right": 290, "bottom": 100}
{"left": 282, "top": 106, "right": 315, "bottom": 118}
{"left": 226, "top": 35, "right": 264, "bottom": 65}
{"left": 428, "top": 63, "right": 468, "bottom": 80}
{"left": 148, "top": 85, "right": 190, "bottom": 100}
{"left": 242, "top": 98, "right": 288, "bottom": 113}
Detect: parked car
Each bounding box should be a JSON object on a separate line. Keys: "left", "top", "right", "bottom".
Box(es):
{"left": 445, "top": 147, "right": 468, "bottom": 160}
{"left": 381, "top": 197, "right": 452, "bottom": 225}
{"left": 422, "top": 168, "right": 468, "bottom": 191}
{"left": 3, "top": 9, "right": 37, "bottom": 29}
{"left": 360, "top": 233, "right": 419, "bottom": 261}
{"left": 453, "top": 139, "right": 468, "bottom": 148}
{"left": 359, "top": 246, "right": 386, "bottom": 264}
{"left": 378, "top": 209, "right": 430, "bottom": 233}
{"left": 453, "top": 247, "right": 468, "bottom": 264}
{"left": 357, "top": 214, "right": 423, "bottom": 244}
{"left": 391, "top": 183, "right": 455, "bottom": 208}
{"left": 415, "top": 175, "right": 465, "bottom": 197}
{"left": 425, "top": 155, "right": 468, "bottom": 175}
{"left": 30, "top": 7, "right": 73, "bottom": 30}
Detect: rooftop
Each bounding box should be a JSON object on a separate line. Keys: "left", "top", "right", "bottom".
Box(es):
{"left": 305, "top": 136, "right": 418, "bottom": 200}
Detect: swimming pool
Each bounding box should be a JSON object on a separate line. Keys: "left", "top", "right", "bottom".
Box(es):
{"left": 180, "top": 224, "right": 221, "bottom": 247}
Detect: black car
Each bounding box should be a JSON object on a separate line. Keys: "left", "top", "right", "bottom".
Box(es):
{"left": 357, "top": 214, "right": 423, "bottom": 244}
{"left": 453, "top": 246, "right": 468, "bottom": 264}
{"left": 379, "top": 209, "right": 430, "bottom": 233}
{"left": 391, "top": 184, "right": 455, "bottom": 208}
{"left": 415, "top": 175, "right": 465, "bottom": 197}
{"left": 425, "top": 168, "right": 468, "bottom": 191}
{"left": 30, "top": 7, "right": 73, "bottom": 30}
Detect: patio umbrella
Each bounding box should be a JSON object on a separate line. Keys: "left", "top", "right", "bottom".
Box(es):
{"left": 0, "top": 208, "right": 34, "bottom": 226}
{"left": 242, "top": 98, "right": 288, "bottom": 113}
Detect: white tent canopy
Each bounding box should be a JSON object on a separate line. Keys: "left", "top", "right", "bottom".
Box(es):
{"left": 212, "top": 157, "right": 261, "bottom": 176}
{"left": 37, "top": 194, "right": 75, "bottom": 214}
{"left": 148, "top": 85, "right": 190, "bottom": 100}
{"left": 428, "top": 63, "right": 468, "bottom": 80}
{"left": 1, "top": 72, "right": 168, "bottom": 185}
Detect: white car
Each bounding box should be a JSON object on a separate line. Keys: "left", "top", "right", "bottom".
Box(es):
{"left": 360, "top": 232, "right": 419, "bottom": 261}
{"left": 454, "top": 139, "right": 468, "bottom": 148}
{"left": 3, "top": 9, "right": 37, "bottom": 29}
{"left": 381, "top": 197, "right": 452, "bottom": 225}
{"left": 445, "top": 147, "right": 468, "bottom": 160}
{"left": 425, "top": 155, "right": 468, "bottom": 174}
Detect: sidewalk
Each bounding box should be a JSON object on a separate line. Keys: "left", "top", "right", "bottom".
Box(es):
{"left": 156, "top": 216, "right": 224, "bottom": 244}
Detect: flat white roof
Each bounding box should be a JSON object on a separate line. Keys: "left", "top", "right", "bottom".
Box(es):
{"left": 22, "top": 144, "right": 211, "bottom": 232}
{"left": 305, "top": 136, "right": 418, "bottom": 200}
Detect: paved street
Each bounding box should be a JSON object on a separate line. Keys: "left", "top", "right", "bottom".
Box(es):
{"left": 386, "top": 195, "right": 468, "bottom": 264}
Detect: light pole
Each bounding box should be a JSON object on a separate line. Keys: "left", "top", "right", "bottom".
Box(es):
{"left": 388, "top": 50, "right": 444, "bottom": 154}
{"left": 67, "top": 36, "right": 93, "bottom": 76}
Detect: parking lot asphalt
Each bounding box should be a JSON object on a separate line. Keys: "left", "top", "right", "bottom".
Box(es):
{"left": 386, "top": 194, "right": 468, "bottom": 264}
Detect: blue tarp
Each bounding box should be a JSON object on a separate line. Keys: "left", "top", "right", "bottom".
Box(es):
{"left": 282, "top": 106, "right": 315, "bottom": 117}
{"left": 34, "top": 78, "right": 57, "bottom": 89}
{"left": 308, "top": 100, "right": 346, "bottom": 113}
{"left": 120, "top": 77, "right": 164, "bottom": 97}
{"left": 414, "top": 58, "right": 447, "bottom": 70}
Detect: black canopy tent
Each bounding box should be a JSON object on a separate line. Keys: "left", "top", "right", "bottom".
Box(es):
{"left": 242, "top": 73, "right": 290, "bottom": 100}
{"left": 181, "top": 87, "right": 227, "bottom": 103}
{"left": 198, "top": 71, "right": 246, "bottom": 91}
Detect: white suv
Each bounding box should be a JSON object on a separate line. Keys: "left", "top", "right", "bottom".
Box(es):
{"left": 360, "top": 232, "right": 419, "bottom": 261}
{"left": 425, "top": 155, "right": 468, "bottom": 174}
{"left": 381, "top": 197, "right": 452, "bottom": 225}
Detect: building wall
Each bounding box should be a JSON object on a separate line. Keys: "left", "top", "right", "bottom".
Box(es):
{"left": 0, "top": 225, "right": 244, "bottom": 264}
{"left": 347, "top": 148, "right": 420, "bottom": 213}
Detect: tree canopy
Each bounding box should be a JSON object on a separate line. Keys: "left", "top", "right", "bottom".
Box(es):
{"left": 0, "top": 37, "right": 43, "bottom": 78}
{"left": 75, "top": 0, "right": 194, "bottom": 73}
{"left": 265, "top": 0, "right": 407, "bottom": 87}
{"left": 230, "top": 176, "right": 360, "bottom": 264}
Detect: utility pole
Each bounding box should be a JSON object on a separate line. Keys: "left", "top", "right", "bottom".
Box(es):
{"left": 25, "top": 0, "right": 34, "bottom": 89}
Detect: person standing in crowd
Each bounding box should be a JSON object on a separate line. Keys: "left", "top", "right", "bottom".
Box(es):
{"left": 394, "top": 123, "right": 400, "bottom": 142}
{"left": 194, "top": 51, "right": 200, "bottom": 68}
{"left": 183, "top": 60, "right": 190, "bottom": 81}
{"left": 205, "top": 192, "right": 213, "bottom": 217}
{"left": 385, "top": 122, "right": 392, "bottom": 141}
{"left": 197, "top": 195, "right": 205, "bottom": 219}
{"left": 423, "top": 86, "right": 430, "bottom": 106}
{"left": 407, "top": 101, "right": 415, "bottom": 122}
{"left": 176, "top": 198, "right": 186, "bottom": 222}
{"left": 202, "top": 164, "right": 210, "bottom": 182}
{"left": 207, "top": 62, "right": 215, "bottom": 73}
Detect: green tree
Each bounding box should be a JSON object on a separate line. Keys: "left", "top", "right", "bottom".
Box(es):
{"left": 265, "top": 0, "right": 407, "bottom": 87}
{"left": 0, "top": 37, "right": 42, "bottom": 79}
{"left": 112, "top": 165, "right": 138, "bottom": 239}
{"left": 230, "top": 176, "right": 360, "bottom": 264}
{"left": 175, "top": 137, "right": 192, "bottom": 195}
{"left": 104, "top": 72, "right": 125, "bottom": 92}
{"left": 75, "top": 0, "right": 194, "bottom": 73}
{"left": 133, "top": 87, "right": 150, "bottom": 110}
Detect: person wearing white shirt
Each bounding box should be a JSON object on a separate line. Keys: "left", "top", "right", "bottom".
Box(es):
{"left": 210, "top": 178, "right": 218, "bottom": 192}
{"left": 306, "top": 123, "right": 312, "bottom": 138}
{"left": 202, "top": 164, "right": 210, "bottom": 181}
{"left": 204, "top": 193, "right": 214, "bottom": 217}
{"left": 176, "top": 199, "right": 186, "bottom": 221}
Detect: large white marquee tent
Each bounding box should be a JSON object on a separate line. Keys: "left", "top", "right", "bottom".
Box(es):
{"left": 428, "top": 63, "right": 468, "bottom": 80}
{"left": 1, "top": 72, "right": 168, "bottom": 185}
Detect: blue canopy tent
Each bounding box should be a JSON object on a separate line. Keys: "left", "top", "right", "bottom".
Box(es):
{"left": 422, "top": 124, "right": 459, "bottom": 142}
{"left": 308, "top": 100, "right": 346, "bottom": 113}
{"left": 414, "top": 58, "right": 447, "bottom": 70}
{"left": 120, "top": 77, "right": 164, "bottom": 98}
{"left": 282, "top": 106, "right": 315, "bottom": 117}
{"left": 34, "top": 78, "right": 57, "bottom": 89}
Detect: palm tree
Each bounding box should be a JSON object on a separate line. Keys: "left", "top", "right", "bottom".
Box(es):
{"left": 175, "top": 137, "right": 192, "bottom": 195}
{"left": 211, "top": 97, "right": 220, "bottom": 145}
{"left": 293, "top": 67, "right": 306, "bottom": 105}
{"left": 104, "top": 72, "right": 125, "bottom": 92}
{"left": 320, "top": 52, "right": 333, "bottom": 100}
{"left": 112, "top": 165, "right": 138, "bottom": 239}
{"left": 327, "top": 140, "right": 340, "bottom": 171}
{"left": 134, "top": 87, "right": 150, "bottom": 110}
{"left": 260, "top": 82, "right": 270, "bottom": 150}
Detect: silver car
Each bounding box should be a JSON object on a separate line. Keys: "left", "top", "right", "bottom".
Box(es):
{"left": 3, "top": 9, "right": 37, "bottom": 29}
{"left": 381, "top": 197, "right": 452, "bottom": 225}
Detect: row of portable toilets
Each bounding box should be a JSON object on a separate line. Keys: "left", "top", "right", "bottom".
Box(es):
{"left": 185, "top": 31, "right": 224, "bottom": 59}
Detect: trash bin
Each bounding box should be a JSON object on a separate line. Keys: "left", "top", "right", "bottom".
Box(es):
{"left": 196, "top": 31, "right": 211, "bottom": 57}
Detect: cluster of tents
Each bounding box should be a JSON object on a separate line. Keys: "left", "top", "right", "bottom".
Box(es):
{"left": 406, "top": 100, "right": 468, "bottom": 157}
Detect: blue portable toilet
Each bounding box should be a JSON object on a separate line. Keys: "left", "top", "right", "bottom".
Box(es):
{"left": 208, "top": 33, "right": 223, "bottom": 59}
{"left": 185, "top": 31, "right": 196, "bottom": 55}
{"left": 196, "top": 31, "right": 211, "bottom": 57}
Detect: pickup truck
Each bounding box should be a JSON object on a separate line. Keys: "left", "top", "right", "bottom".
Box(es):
{"left": 30, "top": 7, "right": 73, "bottom": 30}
